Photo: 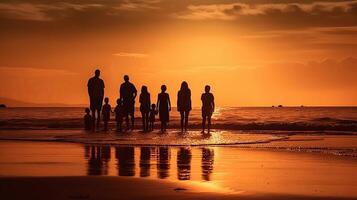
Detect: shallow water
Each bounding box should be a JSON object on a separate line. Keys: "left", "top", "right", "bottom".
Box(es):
{"left": 0, "top": 141, "right": 357, "bottom": 198}
{"left": 1, "top": 107, "right": 357, "bottom": 132}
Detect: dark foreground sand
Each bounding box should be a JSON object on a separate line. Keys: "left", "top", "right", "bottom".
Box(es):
{"left": 0, "top": 176, "right": 355, "bottom": 200}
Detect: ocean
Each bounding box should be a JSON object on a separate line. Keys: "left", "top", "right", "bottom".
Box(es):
{"left": 1, "top": 107, "right": 357, "bottom": 133}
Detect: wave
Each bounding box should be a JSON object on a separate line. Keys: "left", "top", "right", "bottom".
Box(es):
{"left": 1, "top": 118, "right": 357, "bottom": 132}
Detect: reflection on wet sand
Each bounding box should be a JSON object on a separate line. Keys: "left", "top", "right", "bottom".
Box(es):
{"left": 85, "top": 145, "right": 111, "bottom": 175}
{"left": 201, "top": 148, "right": 214, "bottom": 181}
{"left": 177, "top": 147, "right": 192, "bottom": 180}
{"left": 84, "top": 145, "right": 214, "bottom": 181}
{"left": 157, "top": 147, "right": 170, "bottom": 179}
{"left": 116, "top": 147, "right": 135, "bottom": 176}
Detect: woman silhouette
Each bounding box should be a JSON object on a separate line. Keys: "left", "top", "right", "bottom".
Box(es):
{"left": 157, "top": 85, "right": 171, "bottom": 133}
{"left": 177, "top": 81, "right": 191, "bottom": 133}
{"left": 139, "top": 86, "right": 151, "bottom": 132}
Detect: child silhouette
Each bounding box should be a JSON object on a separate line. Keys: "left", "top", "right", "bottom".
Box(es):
{"left": 149, "top": 104, "right": 158, "bottom": 131}
{"left": 84, "top": 108, "right": 92, "bottom": 131}
{"left": 114, "top": 98, "right": 124, "bottom": 132}
{"left": 102, "top": 97, "right": 112, "bottom": 132}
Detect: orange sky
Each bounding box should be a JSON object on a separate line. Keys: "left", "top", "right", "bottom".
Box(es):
{"left": 0, "top": 0, "right": 357, "bottom": 106}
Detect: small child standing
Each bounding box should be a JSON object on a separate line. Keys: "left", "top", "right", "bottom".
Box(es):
{"left": 102, "top": 97, "right": 112, "bottom": 132}
{"left": 149, "top": 104, "right": 157, "bottom": 131}
{"left": 114, "top": 98, "right": 124, "bottom": 132}
{"left": 84, "top": 108, "right": 92, "bottom": 131}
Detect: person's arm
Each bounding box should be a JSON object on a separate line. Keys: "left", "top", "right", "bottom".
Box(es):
{"left": 168, "top": 94, "right": 171, "bottom": 111}
{"left": 132, "top": 84, "right": 137, "bottom": 100}
{"left": 119, "top": 84, "right": 123, "bottom": 101}
{"left": 211, "top": 94, "right": 215, "bottom": 113}
{"left": 156, "top": 94, "right": 160, "bottom": 112}
{"left": 177, "top": 92, "right": 180, "bottom": 111}
{"left": 148, "top": 93, "right": 151, "bottom": 107}
{"left": 87, "top": 79, "right": 92, "bottom": 97}
{"left": 188, "top": 90, "right": 192, "bottom": 111}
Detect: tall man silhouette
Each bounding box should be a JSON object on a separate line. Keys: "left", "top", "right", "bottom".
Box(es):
{"left": 87, "top": 69, "right": 105, "bottom": 130}
{"left": 120, "top": 75, "right": 137, "bottom": 131}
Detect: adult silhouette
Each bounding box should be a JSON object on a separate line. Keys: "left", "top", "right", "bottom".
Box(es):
{"left": 120, "top": 75, "right": 137, "bottom": 131}
{"left": 157, "top": 85, "right": 171, "bottom": 133}
{"left": 201, "top": 85, "right": 215, "bottom": 134}
{"left": 139, "top": 86, "right": 151, "bottom": 132}
{"left": 87, "top": 69, "right": 105, "bottom": 129}
{"left": 177, "top": 81, "right": 192, "bottom": 133}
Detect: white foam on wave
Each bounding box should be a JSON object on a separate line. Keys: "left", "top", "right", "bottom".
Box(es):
{"left": 0, "top": 129, "right": 285, "bottom": 146}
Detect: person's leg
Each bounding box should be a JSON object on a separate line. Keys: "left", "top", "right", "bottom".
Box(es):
{"left": 130, "top": 112, "right": 135, "bottom": 130}
{"left": 180, "top": 111, "right": 184, "bottom": 132}
{"left": 160, "top": 121, "right": 164, "bottom": 133}
{"left": 202, "top": 115, "right": 206, "bottom": 133}
{"left": 145, "top": 113, "right": 149, "bottom": 131}
{"left": 96, "top": 109, "right": 101, "bottom": 129}
{"left": 141, "top": 112, "right": 145, "bottom": 132}
{"left": 104, "top": 121, "right": 108, "bottom": 131}
{"left": 207, "top": 115, "right": 211, "bottom": 134}
{"left": 185, "top": 111, "right": 189, "bottom": 132}
{"left": 91, "top": 109, "right": 96, "bottom": 130}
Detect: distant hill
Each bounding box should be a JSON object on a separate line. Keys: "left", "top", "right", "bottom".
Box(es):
{"left": 0, "top": 97, "right": 86, "bottom": 107}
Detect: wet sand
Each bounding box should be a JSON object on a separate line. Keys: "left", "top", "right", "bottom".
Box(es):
{"left": 0, "top": 140, "right": 357, "bottom": 199}
{"left": 1, "top": 176, "right": 356, "bottom": 200}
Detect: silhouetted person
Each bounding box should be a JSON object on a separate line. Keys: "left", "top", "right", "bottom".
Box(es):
{"left": 120, "top": 75, "right": 137, "bottom": 131}
{"left": 201, "top": 148, "right": 214, "bottom": 181}
{"left": 115, "top": 146, "right": 135, "bottom": 176}
{"left": 140, "top": 147, "right": 151, "bottom": 177}
{"left": 87, "top": 69, "right": 105, "bottom": 130}
{"left": 177, "top": 81, "right": 192, "bottom": 133}
{"left": 102, "top": 97, "right": 112, "bottom": 132}
{"left": 177, "top": 147, "right": 192, "bottom": 180}
{"left": 114, "top": 98, "right": 124, "bottom": 132}
{"left": 201, "top": 85, "right": 215, "bottom": 134}
{"left": 157, "top": 147, "right": 170, "bottom": 179}
{"left": 139, "top": 86, "right": 151, "bottom": 132}
{"left": 84, "top": 108, "right": 92, "bottom": 131}
{"left": 157, "top": 85, "right": 171, "bottom": 133}
{"left": 149, "top": 104, "right": 157, "bottom": 131}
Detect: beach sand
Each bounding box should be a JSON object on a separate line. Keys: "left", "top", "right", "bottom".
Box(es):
{"left": 0, "top": 138, "right": 357, "bottom": 200}
{"left": 1, "top": 176, "right": 356, "bottom": 200}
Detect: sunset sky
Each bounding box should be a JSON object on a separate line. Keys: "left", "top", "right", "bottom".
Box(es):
{"left": 0, "top": 0, "right": 357, "bottom": 106}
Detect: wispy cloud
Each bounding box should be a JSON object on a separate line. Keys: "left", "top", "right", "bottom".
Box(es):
{"left": 116, "top": 0, "right": 161, "bottom": 11}
{"left": 0, "top": 2, "right": 104, "bottom": 21}
{"left": 175, "top": 1, "right": 357, "bottom": 20}
{"left": 113, "top": 52, "right": 149, "bottom": 58}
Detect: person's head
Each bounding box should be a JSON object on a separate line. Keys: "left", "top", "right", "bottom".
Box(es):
{"left": 95, "top": 69, "right": 100, "bottom": 77}
{"left": 180, "top": 81, "right": 189, "bottom": 91}
{"left": 104, "top": 97, "right": 109, "bottom": 104}
{"left": 85, "top": 108, "right": 90, "bottom": 114}
{"left": 124, "top": 75, "right": 129, "bottom": 82}
{"left": 205, "top": 85, "right": 211, "bottom": 93}
{"left": 141, "top": 85, "right": 148, "bottom": 94}
{"left": 116, "top": 98, "right": 121, "bottom": 105}
{"left": 151, "top": 104, "right": 156, "bottom": 109}
{"left": 161, "top": 85, "right": 167, "bottom": 92}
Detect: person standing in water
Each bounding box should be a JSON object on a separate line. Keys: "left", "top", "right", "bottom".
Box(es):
{"left": 87, "top": 69, "right": 105, "bottom": 130}
{"left": 157, "top": 85, "right": 171, "bottom": 133}
{"left": 102, "top": 97, "right": 112, "bottom": 132}
{"left": 120, "top": 75, "right": 137, "bottom": 131}
{"left": 139, "top": 86, "right": 151, "bottom": 132}
{"left": 201, "top": 85, "right": 215, "bottom": 134}
{"left": 177, "top": 81, "right": 192, "bottom": 133}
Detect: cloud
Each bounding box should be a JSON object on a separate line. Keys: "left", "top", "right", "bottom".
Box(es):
{"left": 176, "top": 1, "right": 357, "bottom": 20}
{"left": 115, "top": 0, "right": 161, "bottom": 11}
{"left": 113, "top": 52, "right": 149, "bottom": 58}
{"left": 0, "top": 2, "right": 104, "bottom": 21}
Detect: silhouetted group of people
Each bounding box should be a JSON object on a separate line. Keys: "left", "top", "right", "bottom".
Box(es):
{"left": 84, "top": 69, "right": 215, "bottom": 133}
